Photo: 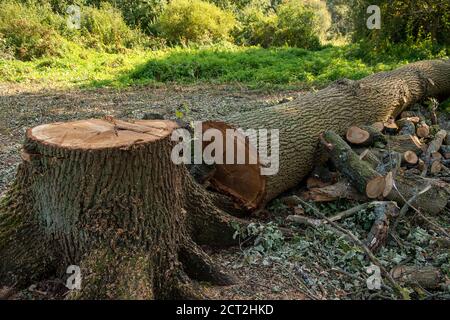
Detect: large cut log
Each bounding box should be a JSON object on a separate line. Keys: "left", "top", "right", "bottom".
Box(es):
{"left": 0, "top": 119, "right": 237, "bottom": 299}
{"left": 203, "top": 59, "right": 450, "bottom": 210}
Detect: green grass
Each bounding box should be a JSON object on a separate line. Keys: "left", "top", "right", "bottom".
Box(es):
{"left": 1, "top": 42, "right": 448, "bottom": 90}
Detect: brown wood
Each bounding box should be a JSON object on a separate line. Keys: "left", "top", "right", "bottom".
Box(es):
{"left": 365, "top": 201, "right": 399, "bottom": 252}
{"left": 359, "top": 149, "right": 382, "bottom": 168}
{"left": 383, "top": 118, "right": 399, "bottom": 134}
{"left": 416, "top": 122, "right": 430, "bottom": 138}
{"left": 346, "top": 126, "right": 370, "bottom": 145}
{"left": 387, "top": 135, "right": 424, "bottom": 154}
{"left": 430, "top": 160, "right": 442, "bottom": 174}
{"left": 383, "top": 171, "right": 394, "bottom": 197}
{"left": 366, "top": 176, "right": 387, "bottom": 199}
{"left": 403, "top": 150, "right": 419, "bottom": 165}
{"left": 0, "top": 119, "right": 236, "bottom": 298}
{"left": 323, "top": 131, "right": 450, "bottom": 215}
{"left": 390, "top": 265, "right": 443, "bottom": 289}
{"left": 204, "top": 60, "right": 450, "bottom": 210}
{"left": 426, "top": 130, "right": 447, "bottom": 157}
{"left": 301, "top": 180, "right": 366, "bottom": 202}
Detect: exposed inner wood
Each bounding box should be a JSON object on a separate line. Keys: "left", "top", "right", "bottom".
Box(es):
{"left": 202, "top": 121, "right": 265, "bottom": 210}
{"left": 346, "top": 126, "right": 370, "bottom": 145}
{"left": 366, "top": 176, "right": 386, "bottom": 198}
{"left": 29, "top": 119, "right": 178, "bottom": 150}
{"left": 403, "top": 151, "right": 419, "bottom": 165}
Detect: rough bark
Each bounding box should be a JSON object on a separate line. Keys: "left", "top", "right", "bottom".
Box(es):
{"left": 390, "top": 265, "right": 444, "bottom": 289}
{"left": 365, "top": 201, "right": 399, "bottom": 252}
{"left": 397, "top": 118, "right": 416, "bottom": 135}
{"left": 386, "top": 135, "right": 424, "bottom": 155}
{"left": 321, "top": 131, "right": 388, "bottom": 198}
{"left": 300, "top": 180, "right": 366, "bottom": 202}
{"left": 323, "top": 131, "right": 450, "bottom": 215}
{"left": 203, "top": 59, "right": 450, "bottom": 210}
{"left": 0, "top": 119, "right": 235, "bottom": 299}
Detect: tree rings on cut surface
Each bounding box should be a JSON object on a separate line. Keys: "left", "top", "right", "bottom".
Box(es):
{"left": 28, "top": 118, "right": 178, "bottom": 150}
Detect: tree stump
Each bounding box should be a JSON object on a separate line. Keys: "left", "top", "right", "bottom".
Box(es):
{"left": 0, "top": 119, "right": 235, "bottom": 299}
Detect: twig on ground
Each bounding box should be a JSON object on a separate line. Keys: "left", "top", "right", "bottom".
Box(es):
{"left": 297, "top": 199, "right": 408, "bottom": 299}
{"left": 391, "top": 184, "right": 432, "bottom": 233}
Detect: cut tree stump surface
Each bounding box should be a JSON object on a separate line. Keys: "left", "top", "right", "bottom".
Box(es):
{"left": 28, "top": 119, "right": 177, "bottom": 150}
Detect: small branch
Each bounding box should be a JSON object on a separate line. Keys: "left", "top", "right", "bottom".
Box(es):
{"left": 392, "top": 184, "right": 432, "bottom": 232}
{"left": 297, "top": 199, "right": 407, "bottom": 299}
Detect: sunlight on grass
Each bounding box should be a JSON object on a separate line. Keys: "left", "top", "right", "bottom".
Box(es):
{"left": 0, "top": 42, "right": 447, "bottom": 89}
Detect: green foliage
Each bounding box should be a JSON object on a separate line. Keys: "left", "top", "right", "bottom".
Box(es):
{"left": 325, "top": 0, "right": 352, "bottom": 39}
{"left": 107, "top": 0, "right": 167, "bottom": 36}
{"left": 0, "top": 0, "right": 148, "bottom": 58}
{"left": 275, "top": 0, "right": 330, "bottom": 48}
{"left": 128, "top": 44, "right": 402, "bottom": 88}
{"left": 352, "top": 0, "right": 450, "bottom": 48}
{"left": 77, "top": 3, "right": 145, "bottom": 52}
{"left": 157, "top": 0, "right": 236, "bottom": 44}
{"left": 233, "top": 4, "right": 277, "bottom": 47}
{"left": 4, "top": 42, "right": 446, "bottom": 89}
{"left": 234, "top": 0, "right": 331, "bottom": 49}
{"left": 0, "top": 1, "right": 67, "bottom": 60}
{"left": 233, "top": 222, "right": 284, "bottom": 256}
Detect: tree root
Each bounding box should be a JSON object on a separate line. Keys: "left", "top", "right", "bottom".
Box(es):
{"left": 179, "top": 239, "right": 235, "bottom": 286}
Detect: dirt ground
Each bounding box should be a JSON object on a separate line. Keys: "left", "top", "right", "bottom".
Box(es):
{"left": 0, "top": 83, "right": 310, "bottom": 300}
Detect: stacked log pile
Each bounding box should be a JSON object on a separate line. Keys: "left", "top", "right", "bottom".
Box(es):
{"left": 293, "top": 104, "right": 450, "bottom": 255}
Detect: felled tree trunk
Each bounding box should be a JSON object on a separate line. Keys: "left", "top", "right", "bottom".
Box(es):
{"left": 204, "top": 59, "right": 450, "bottom": 211}
{"left": 0, "top": 119, "right": 235, "bottom": 299}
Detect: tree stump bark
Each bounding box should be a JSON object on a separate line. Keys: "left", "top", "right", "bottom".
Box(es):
{"left": 0, "top": 119, "right": 235, "bottom": 299}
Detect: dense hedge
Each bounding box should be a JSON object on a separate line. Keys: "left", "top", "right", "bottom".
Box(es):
{"left": 1, "top": 0, "right": 448, "bottom": 61}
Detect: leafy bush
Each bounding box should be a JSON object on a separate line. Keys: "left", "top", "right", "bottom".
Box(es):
{"left": 157, "top": 0, "right": 236, "bottom": 44}
{"left": 352, "top": 0, "right": 450, "bottom": 47}
{"left": 233, "top": 4, "right": 277, "bottom": 47}
{"left": 274, "top": 0, "right": 331, "bottom": 49}
{"left": 235, "top": 0, "right": 331, "bottom": 49}
{"left": 325, "top": 0, "right": 352, "bottom": 39}
{"left": 0, "top": 1, "right": 66, "bottom": 60}
{"left": 78, "top": 3, "right": 145, "bottom": 52}
{"left": 106, "top": 0, "right": 167, "bottom": 36}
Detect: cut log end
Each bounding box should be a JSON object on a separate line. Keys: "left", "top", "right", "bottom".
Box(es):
{"left": 366, "top": 176, "right": 386, "bottom": 199}
{"left": 416, "top": 124, "right": 430, "bottom": 138}
{"left": 28, "top": 118, "right": 178, "bottom": 150}
{"left": 346, "top": 126, "right": 370, "bottom": 145}
{"left": 201, "top": 121, "right": 266, "bottom": 211}
{"left": 403, "top": 151, "right": 419, "bottom": 165}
